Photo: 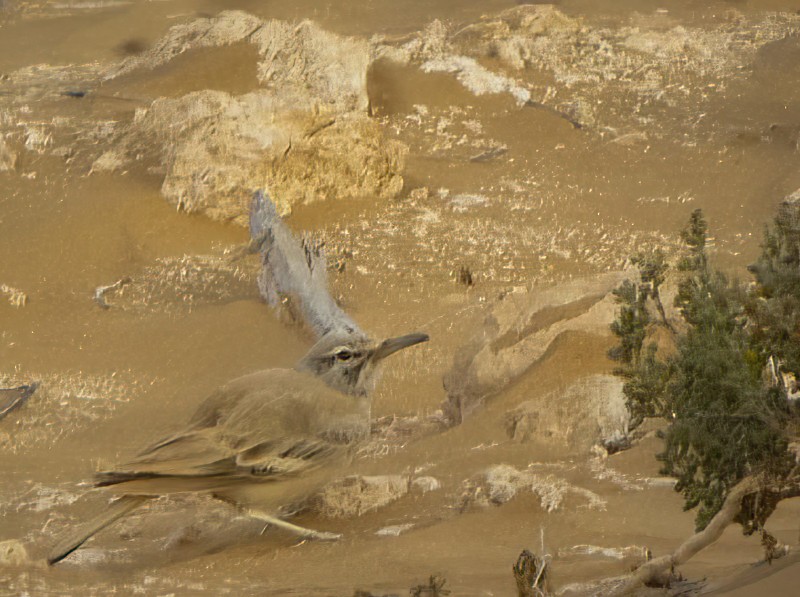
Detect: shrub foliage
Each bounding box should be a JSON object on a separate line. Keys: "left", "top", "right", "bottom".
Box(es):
{"left": 611, "top": 206, "right": 799, "bottom": 531}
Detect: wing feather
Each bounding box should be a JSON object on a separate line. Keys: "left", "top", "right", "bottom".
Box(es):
{"left": 95, "top": 369, "right": 363, "bottom": 492}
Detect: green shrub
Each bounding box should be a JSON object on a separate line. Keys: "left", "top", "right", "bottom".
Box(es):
{"left": 611, "top": 207, "right": 796, "bottom": 531}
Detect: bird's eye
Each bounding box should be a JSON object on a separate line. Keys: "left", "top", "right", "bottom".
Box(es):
{"left": 335, "top": 350, "right": 353, "bottom": 361}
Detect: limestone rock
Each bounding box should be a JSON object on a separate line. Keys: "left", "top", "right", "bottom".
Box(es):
{"left": 93, "top": 13, "right": 406, "bottom": 222}
{"left": 443, "top": 271, "right": 636, "bottom": 424}
{"left": 461, "top": 464, "right": 605, "bottom": 512}
{"left": 504, "top": 374, "right": 631, "bottom": 451}
{"left": 0, "top": 137, "right": 16, "bottom": 172}
{"left": 314, "top": 474, "right": 410, "bottom": 518}
{"left": 375, "top": 523, "right": 415, "bottom": 537}
{"left": 450, "top": 5, "right": 581, "bottom": 70}
{"left": 1, "top": 284, "right": 27, "bottom": 307}
{"left": 421, "top": 54, "right": 531, "bottom": 105}
{"left": 23, "top": 125, "right": 52, "bottom": 153}
{"left": 108, "top": 12, "right": 369, "bottom": 112}
{"left": 444, "top": 5, "right": 800, "bottom": 132}
{"left": 376, "top": 5, "right": 800, "bottom": 132}
{"left": 411, "top": 476, "right": 441, "bottom": 493}
{"left": 0, "top": 539, "right": 31, "bottom": 567}
{"left": 375, "top": 19, "right": 531, "bottom": 106}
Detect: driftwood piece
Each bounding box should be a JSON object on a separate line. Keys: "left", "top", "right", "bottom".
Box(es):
{"left": 605, "top": 475, "right": 775, "bottom": 595}
{"left": 93, "top": 277, "right": 131, "bottom": 309}
{"left": 514, "top": 549, "right": 549, "bottom": 597}
{"left": 249, "top": 190, "right": 362, "bottom": 340}
{"left": 410, "top": 576, "right": 450, "bottom": 597}
{"left": 0, "top": 382, "right": 39, "bottom": 420}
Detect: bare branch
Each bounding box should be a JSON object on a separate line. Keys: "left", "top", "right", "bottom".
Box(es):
{"left": 606, "top": 476, "right": 764, "bottom": 595}
{"left": 249, "top": 190, "right": 362, "bottom": 339}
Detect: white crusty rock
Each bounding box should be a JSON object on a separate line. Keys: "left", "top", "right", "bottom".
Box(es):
{"left": 445, "top": 5, "right": 800, "bottom": 132}
{"left": 461, "top": 464, "right": 605, "bottom": 512}
{"left": 314, "top": 474, "right": 410, "bottom": 518}
{"left": 0, "top": 539, "right": 32, "bottom": 567}
{"left": 93, "top": 12, "right": 406, "bottom": 222}
{"left": 505, "top": 374, "right": 631, "bottom": 451}
{"left": 108, "top": 12, "right": 369, "bottom": 111}
{"left": 375, "top": 19, "right": 531, "bottom": 106}
{"left": 375, "top": 523, "right": 415, "bottom": 537}
{"left": 0, "top": 284, "right": 27, "bottom": 307}
{"left": 0, "top": 137, "right": 16, "bottom": 172}
{"left": 411, "top": 476, "right": 441, "bottom": 493}
{"left": 443, "top": 271, "right": 636, "bottom": 423}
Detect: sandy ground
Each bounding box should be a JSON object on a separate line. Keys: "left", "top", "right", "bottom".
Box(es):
{"left": 1, "top": 1, "right": 800, "bottom": 595}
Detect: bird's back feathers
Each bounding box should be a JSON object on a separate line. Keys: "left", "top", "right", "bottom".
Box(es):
{"left": 93, "top": 368, "right": 368, "bottom": 494}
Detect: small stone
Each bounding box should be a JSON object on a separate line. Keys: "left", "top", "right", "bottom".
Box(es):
{"left": 375, "top": 523, "right": 415, "bottom": 537}
{"left": 409, "top": 187, "right": 430, "bottom": 201}
{"left": 0, "top": 539, "right": 31, "bottom": 566}
{"left": 0, "top": 137, "right": 16, "bottom": 172}
{"left": 1, "top": 284, "right": 27, "bottom": 307}
{"left": 411, "top": 476, "right": 441, "bottom": 493}
{"left": 91, "top": 150, "right": 125, "bottom": 173}
{"left": 23, "top": 126, "right": 52, "bottom": 153}
{"left": 315, "top": 475, "right": 410, "bottom": 518}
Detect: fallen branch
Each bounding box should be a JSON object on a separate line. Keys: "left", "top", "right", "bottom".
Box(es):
{"left": 93, "top": 277, "right": 131, "bottom": 309}
{"left": 514, "top": 549, "right": 549, "bottom": 597}
{"left": 249, "top": 190, "right": 362, "bottom": 339}
{"left": 606, "top": 476, "right": 763, "bottom": 595}
{"left": 0, "top": 382, "right": 39, "bottom": 420}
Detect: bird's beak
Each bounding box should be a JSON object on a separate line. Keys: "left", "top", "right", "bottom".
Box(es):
{"left": 372, "top": 333, "right": 429, "bottom": 362}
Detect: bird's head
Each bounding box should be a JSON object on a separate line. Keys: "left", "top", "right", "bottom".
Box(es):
{"left": 297, "top": 329, "right": 429, "bottom": 396}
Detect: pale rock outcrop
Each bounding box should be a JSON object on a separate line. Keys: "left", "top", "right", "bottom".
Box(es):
{"left": 0, "top": 137, "right": 16, "bottom": 172}
{"left": 505, "top": 374, "right": 630, "bottom": 451}
{"left": 375, "top": 5, "right": 800, "bottom": 131}
{"left": 449, "top": 5, "right": 580, "bottom": 71}
{"left": 443, "top": 271, "right": 636, "bottom": 424}
{"left": 107, "top": 12, "right": 369, "bottom": 111}
{"left": 374, "top": 19, "right": 531, "bottom": 106}
{"left": 461, "top": 464, "right": 605, "bottom": 512}
{"left": 314, "top": 474, "right": 410, "bottom": 518}
{"left": 0, "top": 539, "right": 32, "bottom": 567}
{"left": 92, "top": 12, "right": 406, "bottom": 221}
{"left": 445, "top": 5, "right": 800, "bottom": 131}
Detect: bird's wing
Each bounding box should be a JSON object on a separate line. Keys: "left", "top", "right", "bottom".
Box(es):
{"left": 96, "top": 369, "right": 362, "bottom": 490}
{"left": 95, "top": 430, "right": 345, "bottom": 488}
{"left": 138, "top": 369, "right": 315, "bottom": 454}
{"left": 182, "top": 369, "right": 316, "bottom": 431}
{"left": 233, "top": 436, "right": 341, "bottom": 477}
{"left": 97, "top": 429, "right": 237, "bottom": 482}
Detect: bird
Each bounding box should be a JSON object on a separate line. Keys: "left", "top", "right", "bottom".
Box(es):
{"left": 47, "top": 328, "right": 428, "bottom": 565}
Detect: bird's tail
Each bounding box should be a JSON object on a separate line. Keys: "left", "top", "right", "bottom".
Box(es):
{"left": 47, "top": 495, "right": 151, "bottom": 565}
